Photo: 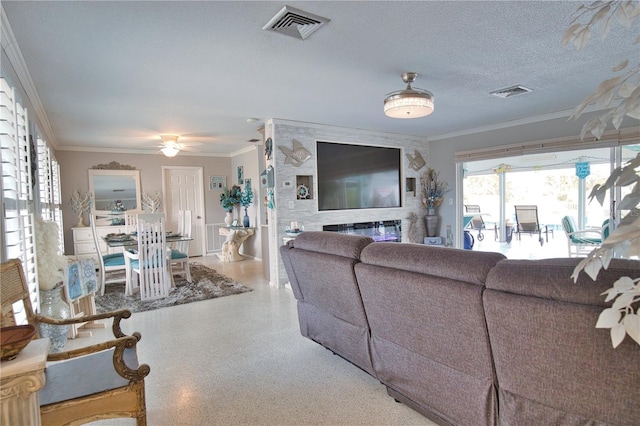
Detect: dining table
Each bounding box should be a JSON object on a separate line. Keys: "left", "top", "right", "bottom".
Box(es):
{"left": 102, "top": 232, "right": 192, "bottom": 248}
{"left": 102, "top": 232, "right": 194, "bottom": 292}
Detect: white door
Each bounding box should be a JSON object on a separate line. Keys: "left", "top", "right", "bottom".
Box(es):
{"left": 162, "top": 167, "right": 205, "bottom": 257}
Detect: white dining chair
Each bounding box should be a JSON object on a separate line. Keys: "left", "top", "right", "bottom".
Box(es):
{"left": 90, "top": 213, "right": 127, "bottom": 295}
{"left": 123, "top": 213, "right": 171, "bottom": 300}
{"left": 124, "top": 212, "right": 138, "bottom": 234}
{"left": 170, "top": 210, "right": 192, "bottom": 282}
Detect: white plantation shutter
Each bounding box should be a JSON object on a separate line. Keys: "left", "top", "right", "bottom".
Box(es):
{"left": 1, "top": 76, "right": 39, "bottom": 310}
{"left": 38, "top": 135, "right": 64, "bottom": 251}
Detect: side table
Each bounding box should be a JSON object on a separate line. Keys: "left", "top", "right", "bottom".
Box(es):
{"left": 218, "top": 227, "right": 255, "bottom": 262}
{"left": 1, "top": 338, "right": 50, "bottom": 425}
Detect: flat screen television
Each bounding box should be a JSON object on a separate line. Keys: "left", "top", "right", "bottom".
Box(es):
{"left": 316, "top": 141, "right": 401, "bottom": 211}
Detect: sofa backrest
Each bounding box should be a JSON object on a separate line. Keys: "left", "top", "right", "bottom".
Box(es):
{"left": 484, "top": 258, "right": 640, "bottom": 425}
{"left": 356, "top": 243, "right": 506, "bottom": 425}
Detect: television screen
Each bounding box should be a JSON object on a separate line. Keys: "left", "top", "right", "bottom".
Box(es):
{"left": 316, "top": 141, "right": 401, "bottom": 211}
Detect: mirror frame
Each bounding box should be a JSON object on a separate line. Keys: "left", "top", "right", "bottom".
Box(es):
{"left": 88, "top": 169, "right": 142, "bottom": 216}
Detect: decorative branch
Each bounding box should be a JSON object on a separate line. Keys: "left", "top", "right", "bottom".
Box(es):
{"left": 563, "top": 0, "right": 640, "bottom": 348}
{"left": 142, "top": 191, "right": 163, "bottom": 213}
{"left": 70, "top": 190, "right": 92, "bottom": 214}
{"left": 562, "top": 0, "right": 640, "bottom": 139}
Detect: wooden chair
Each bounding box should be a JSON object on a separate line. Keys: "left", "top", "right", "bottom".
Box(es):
{"left": 123, "top": 214, "right": 171, "bottom": 300}
{"left": 0, "top": 258, "right": 150, "bottom": 425}
{"left": 561, "top": 215, "right": 603, "bottom": 257}
{"left": 513, "top": 205, "right": 554, "bottom": 246}
{"left": 170, "top": 210, "right": 192, "bottom": 282}
{"left": 90, "top": 213, "right": 127, "bottom": 296}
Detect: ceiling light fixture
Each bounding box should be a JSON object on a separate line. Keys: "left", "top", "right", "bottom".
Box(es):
{"left": 384, "top": 72, "right": 434, "bottom": 119}
{"left": 160, "top": 135, "right": 180, "bottom": 158}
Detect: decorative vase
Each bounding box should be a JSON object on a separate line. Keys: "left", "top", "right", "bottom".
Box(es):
{"left": 424, "top": 208, "right": 441, "bottom": 237}
{"left": 224, "top": 211, "right": 233, "bottom": 227}
{"left": 37, "top": 286, "right": 71, "bottom": 353}
{"left": 243, "top": 207, "right": 250, "bottom": 228}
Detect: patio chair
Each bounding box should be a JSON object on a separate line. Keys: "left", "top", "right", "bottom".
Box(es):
{"left": 561, "top": 216, "right": 603, "bottom": 257}
{"left": 0, "top": 258, "right": 150, "bottom": 425}
{"left": 123, "top": 213, "right": 171, "bottom": 300}
{"left": 464, "top": 205, "right": 485, "bottom": 241}
{"left": 513, "top": 205, "right": 554, "bottom": 246}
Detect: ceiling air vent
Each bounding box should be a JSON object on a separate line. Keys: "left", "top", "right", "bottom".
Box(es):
{"left": 490, "top": 85, "right": 533, "bottom": 99}
{"left": 263, "top": 6, "right": 330, "bottom": 40}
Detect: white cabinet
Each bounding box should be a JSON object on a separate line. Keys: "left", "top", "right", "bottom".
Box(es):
{"left": 72, "top": 225, "right": 125, "bottom": 260}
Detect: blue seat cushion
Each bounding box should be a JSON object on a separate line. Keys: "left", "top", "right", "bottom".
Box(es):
{"left": 170, "top": 249, "right": 188, "bottom": 259}
{"left": 103, "top": 253, "right": 125, "bottom": 267}
{"left": 39, "top": 346, "right": 139, "bottom": 406}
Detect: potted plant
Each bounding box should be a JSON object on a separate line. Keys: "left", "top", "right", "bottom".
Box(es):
{"left": 420, "top": 168, "right": 448, "bottom": 237}
{"left": 220, "top": 185, "right": 242, "bottom": 226}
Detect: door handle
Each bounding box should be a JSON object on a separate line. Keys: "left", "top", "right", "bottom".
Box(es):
{"left": 197, "top": 216, "right": 202, "bottom": 219}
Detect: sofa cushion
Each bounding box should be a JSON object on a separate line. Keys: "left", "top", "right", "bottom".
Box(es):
{"left": 360, "top": 242, "right": 506, "bottom": 286}
{"left": 485, "top": 257, "right": 640, "bottom": 306}
{"left": 289, "top": 231, "right": 373, "bottom": 260}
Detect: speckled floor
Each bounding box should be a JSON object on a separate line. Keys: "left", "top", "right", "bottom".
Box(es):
{"left": 73, "top": 256, "right": 434, "bottom": 426}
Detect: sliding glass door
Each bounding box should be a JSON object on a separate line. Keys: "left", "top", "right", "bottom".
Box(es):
{"left": 460, "top": 143, "right": 638, "bottom": 257}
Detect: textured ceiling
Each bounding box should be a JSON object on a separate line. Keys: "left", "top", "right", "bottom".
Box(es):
{"left": 2, "top": 1, "right": 638, "bottom": 156}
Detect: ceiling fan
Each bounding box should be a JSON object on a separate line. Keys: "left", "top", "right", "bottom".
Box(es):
{"left": 158, "top": 135, "right": 202, "bottom": 157}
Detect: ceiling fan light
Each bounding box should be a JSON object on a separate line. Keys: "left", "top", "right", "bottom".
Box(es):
{"left": 384, "top": 72, "right": 434, "bottom": 119}
{"left": 161, "top": 145, "right": 180, "bottom": 157}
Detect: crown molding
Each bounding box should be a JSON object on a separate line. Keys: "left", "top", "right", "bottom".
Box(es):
{"left": 58, "top": 145, "right": 231, "bottom": 158}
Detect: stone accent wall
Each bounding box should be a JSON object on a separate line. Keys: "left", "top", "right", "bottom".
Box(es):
{"left": 264, "top": 119, "right": 428, "bottom": 287}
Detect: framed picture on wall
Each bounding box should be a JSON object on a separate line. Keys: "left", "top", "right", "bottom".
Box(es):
{"left": 238, "top": 166, "right": 244, "bottom": 184}
{"left": 210, "top": 176, "right": 226, "bottom": 191}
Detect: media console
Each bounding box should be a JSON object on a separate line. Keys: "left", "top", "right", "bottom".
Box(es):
{"left": 323, "top": 220, "right": 401, "bottom": 242}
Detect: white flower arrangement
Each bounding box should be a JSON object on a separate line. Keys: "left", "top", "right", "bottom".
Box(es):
{"left": 35, "top": 215, "right": 68, "bottom": 290}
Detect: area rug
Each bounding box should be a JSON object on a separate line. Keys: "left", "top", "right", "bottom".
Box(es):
{"left": 95, "top": 263, "right": 252, "bottom": 313}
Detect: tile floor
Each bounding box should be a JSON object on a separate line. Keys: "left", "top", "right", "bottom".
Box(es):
{"left": 74, "top": 255, "right": 435, "bottom": 426}
{"left": 73, "top": 232, "right": 574, "bottom": 425}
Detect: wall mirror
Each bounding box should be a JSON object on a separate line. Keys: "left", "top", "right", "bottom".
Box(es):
{"left": 88, "top": 169, "right": 142, "bottom": 214}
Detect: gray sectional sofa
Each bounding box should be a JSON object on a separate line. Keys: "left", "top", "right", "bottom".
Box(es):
{"left": 280, "top": 231, "right": 640, "bottom": 426}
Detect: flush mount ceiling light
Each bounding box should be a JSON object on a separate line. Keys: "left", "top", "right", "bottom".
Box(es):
{"left": 384, "top": 72, "right": 434, "bottom": 119}
{"left": 160, "top": 135, "right": 180, "bottom": 157}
